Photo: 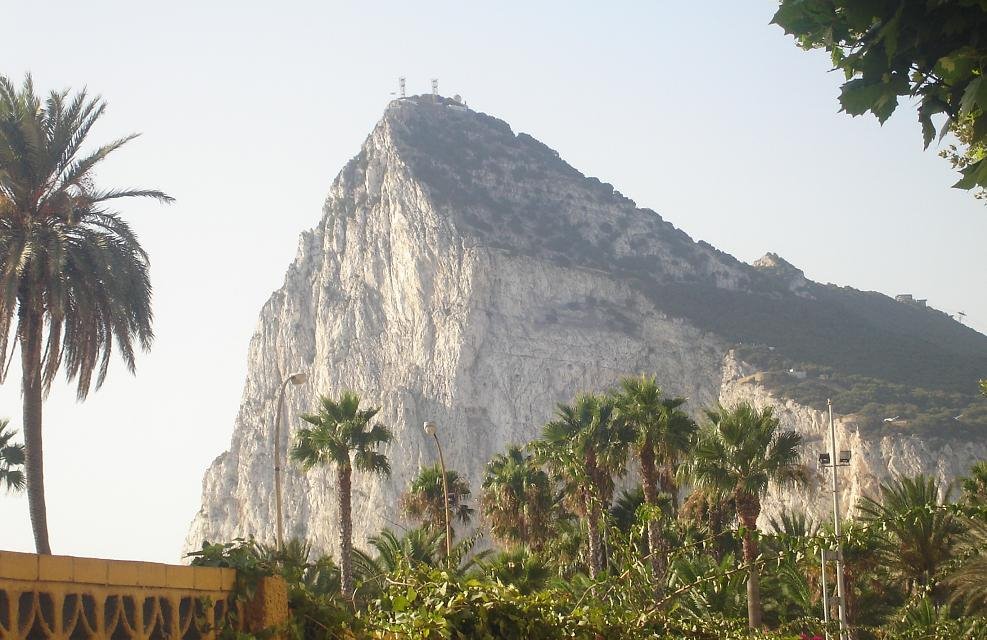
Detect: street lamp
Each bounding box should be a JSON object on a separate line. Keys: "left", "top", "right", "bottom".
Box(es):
{"left": 274, "top": 371, "right": 308, "bottom": 552}
{"left": 423, "top": 420, "right": 453, "bottom": 561}
{"left": 818, "top": 399, "right": 851, "bottom": 640}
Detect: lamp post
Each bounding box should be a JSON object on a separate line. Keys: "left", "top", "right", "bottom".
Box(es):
{"left": 274, "top": 371, "right": 308, "bottom": 553}
{"left": 818, "top": 399, "right": 851, "bottom": 640}
{"left": 423, "top": 420, "right": 452, "bottom": 561}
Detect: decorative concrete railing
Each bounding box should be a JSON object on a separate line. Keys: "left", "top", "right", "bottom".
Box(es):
{"left": 0, "top": 550, "right": 241, "bottom": 640}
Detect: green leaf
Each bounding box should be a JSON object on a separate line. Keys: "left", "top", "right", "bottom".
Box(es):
{"left": 959, "top": 77, "right": 987, "bottom": 117}
{"left": 392, "top": 594, "right": 409, "bottom": 612}
{"left": 879, "top": 5, "right": 903, "bottom": 61}
{"left": 953, "top": 158, "right": 987, "bottom": 190}
{"left": 840, "top": 78, "right": 885, "bottom": 116}
{"left": 917, "top": 97, "right": 952, "bottom": 149}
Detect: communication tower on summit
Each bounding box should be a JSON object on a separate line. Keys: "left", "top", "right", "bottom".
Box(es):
{"left": 390, "top": 77, "right": 407, "bottom": 99}
{"left": 431, "top": 79, "right": 438, "bottom": 101}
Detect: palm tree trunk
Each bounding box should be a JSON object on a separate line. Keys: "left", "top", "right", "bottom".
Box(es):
{"left": 519, "top": 507, "right": 528, "bottom": 550}
{"left": 737, "top": 495, "right": 762, "bottom": 629}
{"left": 657, "top": 460, "right": 678, "bottom": 510}
{"left": 639, "top": 444, "right": 666, "bottom": 598}
{"left": 707, "top": 498, "right": 725, "bottom": 562}
{"left": 338, "top": 464, "right": 354, "bottom": 598}
{"left": 844, "top": 565, "right": 857, "bottom": 627}
{"left": 584, "top": 450, "right": 604, "bottom": 579}
{"left": 586, "top": 492, "right": 603, "bottom": 579}
{"left": 20, "top": 310, "right": 51, "bottom": 555}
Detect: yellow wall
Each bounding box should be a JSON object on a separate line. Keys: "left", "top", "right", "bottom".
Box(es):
{"left": 0, "top": 550, "right": 239, "bottom": 640}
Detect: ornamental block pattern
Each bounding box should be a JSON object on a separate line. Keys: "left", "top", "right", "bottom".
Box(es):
{"left": 0, "top": 551, "right": 238, "bottom": 640}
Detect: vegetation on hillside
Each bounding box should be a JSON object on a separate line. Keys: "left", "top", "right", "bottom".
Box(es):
{"left": 734, "top": 343, "right": 987, "bottom": 439}
{"left": 390, "top": 98, "right": 987, "bottom": 443}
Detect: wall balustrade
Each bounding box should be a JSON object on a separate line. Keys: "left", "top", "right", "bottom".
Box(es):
{"left": 0, "top": 550, "right": 244, "bottom": 640}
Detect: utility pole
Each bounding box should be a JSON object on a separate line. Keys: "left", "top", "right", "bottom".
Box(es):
{"left": 273, "top": 371, "right": 308, "bottom": 553}
{"left": 423, "top": 421, "right": 453, "bottom": 562}
{"left": 828, "top": 399, "right": 849, "bottom": 639}
{"left": 820, "top": 547, "right": 831, "bottom": 639}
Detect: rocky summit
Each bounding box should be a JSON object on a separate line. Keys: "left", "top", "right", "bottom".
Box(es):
{"left": 184, "top": 96, "right": 987, "bottom": 557}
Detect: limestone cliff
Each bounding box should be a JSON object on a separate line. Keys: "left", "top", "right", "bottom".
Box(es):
{"left": 185, "top": 97, "right": 987, "bottom": 558}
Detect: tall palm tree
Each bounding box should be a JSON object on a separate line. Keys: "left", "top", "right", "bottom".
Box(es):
{"left": 684, "top": 402, "right": 804, "bottom": 629}
{"left": 0, "top": 419, "right": 25, "bottom": 492}
{"left": 534, "top": 393, "right": 629, "bottom": 578}
{"left": 400, "top": 463, "right": 474, "bottom": 537}
{"left": 614, "top": 375, "right": 696, "bottom": 595}
{"left": 0, "top": 75, "right": 171, "bottom": 553}
{"left": 291, "top": 391, "right": 392, "bottom": 599}
{"left": 480, "top": 445, "right": 553, "bottom": 550}
{"left": 858, "top": 474, "right": 961, "bottom": 596}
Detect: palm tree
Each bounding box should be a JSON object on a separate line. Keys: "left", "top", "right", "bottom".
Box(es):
{"left": 679, "top": 486, "right": 737, "bottom": 562}
{"left": 0, "top": 75, "right": 172, "bottom": 553}
{"left": 858, "top": 474, "right": 961, "bottom": 596}
{"left": 668, "top": 552, "right": 748, "bottom": 621}
{"left": 479, "top": 547, "right": 551, "bottom": 594}
{"left": 946, "top": 516, "right": 987, "bottom": 614}
{"left": 609, "top": 486, "right": 646, "bottom": 534}
{"left": 835, "top": 520, "right": 898, "bottom": 628}
{"left": 684, "top": 402, "right": 805, "bottom": 629}
{"left": 480, "top": 445, "right": 553, "bottom": 550}
{"left": 355, "top": 527, "right": 444, "bottom": 574}
{"left": 401, "top": 463, "right": 474, "bottom": 537}
{"left": 765, "top": 508, "right": 817, "bottom": 540}
{"left": 614, "top": 375, "right": 696, "bottom": 595}
{"left": 534, "top": 393, "right": 629, "bottom": 578}
{"left": 291, "top": 392, "right": 392, "bottom": 598}
{"left": 353, "top": 526, "right": 487, "bottom": 596}
{"left": 0, "top": 419, "right": 25, "bottom": 492}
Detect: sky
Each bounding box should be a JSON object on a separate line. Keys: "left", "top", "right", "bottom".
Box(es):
{"left": 1, "top": 1, "right": 985, "bottom": 563}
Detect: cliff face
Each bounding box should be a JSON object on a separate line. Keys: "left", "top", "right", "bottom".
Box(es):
{"left": 718, "top": 355, "right": 987, "bottom": 525}
{"left": 185, "top": 97, "right": 987, "bottom": 557}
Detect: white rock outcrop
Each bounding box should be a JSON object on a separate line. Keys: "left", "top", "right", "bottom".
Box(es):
{"left": 184, "top": 98, "right": 987, "bottom": 558}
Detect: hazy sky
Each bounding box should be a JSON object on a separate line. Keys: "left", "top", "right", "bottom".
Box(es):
{"left": 1, "top": 1, "right": 985, "bottom": 563}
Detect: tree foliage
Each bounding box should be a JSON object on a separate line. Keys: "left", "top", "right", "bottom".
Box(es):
{"left": 685, "top": 403, "right": 806, "bottom": 628}
{"left": 772, "top": 0, "right": 987, "bottom": 199}
{"left": 198, "top": 381, "right": 987, "bottom": 639}
{"left": 0, "top": 73, "right": 171, "bottom": 553}
{"left": 291, "top": 391, "right": 392, "bottom": 598}
{"left": 0, "top": 418, "right": 25, "bottom": 492}
{"left": 858, "top": 474, "right": 962, "bottom": 595}
{"left": 480, "top": 445, "right": 554, "bottom": 550}
{"left": 401, "top": 463, "right": 475, "bottom": 535}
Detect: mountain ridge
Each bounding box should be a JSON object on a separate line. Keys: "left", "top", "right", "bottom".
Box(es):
{"left": 381, "top": 96, "right": 987, "bottom": 395}
{"left": 185, "top": 96, "right": 987, "bottom": 558}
